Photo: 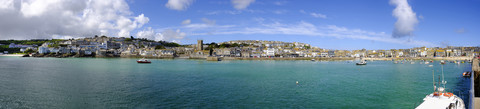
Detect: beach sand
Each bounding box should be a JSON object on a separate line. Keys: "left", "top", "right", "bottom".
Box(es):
{"left": 0, "top": 54, "right": 24, "bottom": 57}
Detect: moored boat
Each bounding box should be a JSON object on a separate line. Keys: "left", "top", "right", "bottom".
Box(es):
{"left": 463, "top": 71, "right": 471, "bottom": 77}
{"left": 416, "top": 65, "right": 465, "bottom": 109}
{"left": 137, "top": 58, "right": 151, "bottom": 63}
{"left": 356, "top": 60, "right": 367, "bottom": 65}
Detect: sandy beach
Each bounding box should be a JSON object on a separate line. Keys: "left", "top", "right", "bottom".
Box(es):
{"left": 0, "top": 54, "right": 24, "bottom": 57}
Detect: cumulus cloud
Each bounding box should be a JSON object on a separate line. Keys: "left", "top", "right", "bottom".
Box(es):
{"left": 390, "top": 0, "right": 419, "bottom": 38}
{"left": 231, "top": 0, "right": 255, "bottom": 10}
{"left": 136, "top": 27, "right": 163, "bottom": 41}
{"left": 0, "top": 0, "right": 149, "bottom": 39}
{"left": 181, "top": 19, "right": 191, "bottom": 25}
{"left": 136, "top": 27, "right": 186, "bottom": 42}
{"left": 165, "top": 0, "right": 194, "bottom": 11}
{"left": 310, "top": 13, "right": 327, "bottom": 19}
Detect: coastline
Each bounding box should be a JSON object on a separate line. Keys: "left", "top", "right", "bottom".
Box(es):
{"left": 7, "top": 54, "right": 473, "bottom": 61}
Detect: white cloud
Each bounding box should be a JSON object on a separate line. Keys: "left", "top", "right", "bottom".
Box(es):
{"left": 181, "top": 20, "right": 437, "bottom": 47}
{"left": 181, "top": 19, "right": 191, "bottom": 25}
{"left": 136, "top": 27, "right": 187, "bottom": 42}
{"left": 201, "top": 18, "right": 216, "bottom": 25}
{"left": 231, "top": 0, "right": 255, "bottom": 10}
{"left": 456, "top": 28, "right": 467, "bottom": 34}
{"left": 273, "top": 10, "right": 287, "bottom": 14}
{"left": 0, "top": 0, "right": 149, "bottom": 39}
{"left": 162, "top": 29, "right": 186, "bottom": 42}
{"left": 310, "top": 12, "right": 327, "bottom": 19}
{"left": 165, "top": 0, "right": 194, "bottom": 11}
{"left": 204, "top": 9, "right": 262, "bottom": 15}
{"left": 273, "top": 1, "right": 287, "bottom": 6}
{"left": 136, "top": 27, "right": 163, "bottom": 41}
{"left": 0, "top": 0, "right": 14, "bottom": 11}
{"left": 299, "top": 10, "right": 306, "bottom": 14}
{"left": 390, "top": 0, "right": 419, "bottom": 38}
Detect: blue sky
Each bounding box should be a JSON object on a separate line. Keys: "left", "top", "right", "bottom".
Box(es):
{"left": 0, "top": 0, "right": 479, "bottom": 50}
{"left": 127, "top": 0, "right": 479, "bottom": 49}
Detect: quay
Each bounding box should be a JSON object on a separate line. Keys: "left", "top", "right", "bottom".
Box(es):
{"left": 473, "top": 58, "right": 480, "bottom": 109}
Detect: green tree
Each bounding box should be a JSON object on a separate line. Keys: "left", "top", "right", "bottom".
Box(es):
{"left": 124, "top": 38, "right": 132, "bottom": 42}
{"left": 24, "top": 49, "right": 35, "bottom": 54}
{"left": 304, "top": 45, "right": 311, "bottom": 49}
{"left": 155, "top": 45, "right": 165, "bottom": 49}
{"left": 158, "top": 41, "right": 180, "bottom": 47}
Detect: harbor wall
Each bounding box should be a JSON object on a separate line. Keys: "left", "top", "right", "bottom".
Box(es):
{"left": 473, "top": 58, "right": 479, "bottom": 109}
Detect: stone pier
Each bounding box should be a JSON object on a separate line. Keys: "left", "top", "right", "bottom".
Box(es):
{"left": 473, "top": 58, "right": 479, "bottom": 109}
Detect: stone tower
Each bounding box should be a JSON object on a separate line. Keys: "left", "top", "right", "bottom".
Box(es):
{"left": 197, "top": 40, "right": 203, "bottom": 50}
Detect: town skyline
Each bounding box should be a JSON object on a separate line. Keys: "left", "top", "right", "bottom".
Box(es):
{"left": 2, "top": 36, "right": 479, "bottom": 59}
{"left": 0, "top": 0, "right": 478, "bottom": 50}
{"left": 2, "top": 36, "right": 480, "bottom": 51}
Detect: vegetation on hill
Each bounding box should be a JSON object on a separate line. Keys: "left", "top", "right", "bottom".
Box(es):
{"left": 0, "top": 39, "right": 64, "bottom": 46}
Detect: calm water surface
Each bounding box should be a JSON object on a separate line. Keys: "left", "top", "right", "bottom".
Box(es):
{"left": 0, "top": 57, "right": 472, "bottom": 108}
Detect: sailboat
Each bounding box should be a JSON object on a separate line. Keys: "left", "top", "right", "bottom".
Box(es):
{"left": 416, "top": 65, "right": 465, "bottom": 109}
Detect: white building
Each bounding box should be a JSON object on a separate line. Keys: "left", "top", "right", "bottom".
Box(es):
{"left": 420, "top": 51, "right": 427, "bottom": 57}
{"left": 38, "top": 47, "right": 49, "bottom": 54}
{"left": 266, "top": 48, "right": 275, "bottom": 56}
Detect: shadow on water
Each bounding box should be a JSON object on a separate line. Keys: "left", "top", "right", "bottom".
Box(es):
{"left": 453, "top": 64, "right": 472, "bottom": 109}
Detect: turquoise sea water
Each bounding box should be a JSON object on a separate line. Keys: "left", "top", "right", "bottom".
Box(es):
{"left": 0, "top": 57, "right": 472, "bottom": 108}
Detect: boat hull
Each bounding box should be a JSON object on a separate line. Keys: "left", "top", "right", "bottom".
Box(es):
{"left": 137, "top": 61, "right": 151, "bottom": 63}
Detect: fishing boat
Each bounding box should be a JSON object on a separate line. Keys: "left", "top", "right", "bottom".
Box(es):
{"left": 440, "top": 60, "right": 446, "bottom": 64}
{"left": 356, "top": 60, "right": 367, "bottom": 65}
{"left": 425, "top": 61, "right": 430, "bottom": 64}
{"left": 137, "top": 58, "right": 151, "bottom": 63}
{"left": 416, "top": 66, "right": 465, "bottom": 109}
{"left": 311, "top": 59, "right": 315, "bottom": 61}
{"left": 463, "top": 71, "right": 471, "bottom": 77}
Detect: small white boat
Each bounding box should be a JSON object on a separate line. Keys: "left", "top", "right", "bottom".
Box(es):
{"left": 411, "top": 62, "right": 415, "bottom": 64}
{"left": 428, "top": 65, "right": 433, "bottom": 67}
{"left": 356, "top": 60, "right": 367, "bottom": 65}
{"left": 440, "top": 60, "right": 446, "bottom": 64}
{"left": 425, "top": 62, "right": 430, "bottom": 64}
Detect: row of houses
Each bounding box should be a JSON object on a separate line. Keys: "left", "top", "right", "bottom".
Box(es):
{"left": 203, "top": 45, "right": 480, "bottom": 58}
{"left": 4, "top": 37, "right": 479, "bottom": 58}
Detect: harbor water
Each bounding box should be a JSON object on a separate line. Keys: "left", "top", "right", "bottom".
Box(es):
{"left": 0, "top": 57, "right": 472, "bottom": 108}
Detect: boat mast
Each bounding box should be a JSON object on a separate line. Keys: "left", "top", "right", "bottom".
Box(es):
{"left": 432, "top": 70, "right": 435, "bottom": 92}
{"left": 441, "top": 65, "right": 446, "bottom": 89}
